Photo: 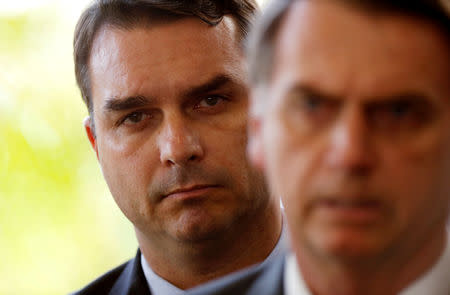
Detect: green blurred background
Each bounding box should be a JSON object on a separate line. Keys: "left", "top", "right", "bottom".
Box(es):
{"left": 0, "top": 0, "right": 267, "bottom": 294}
{"left": 0, "top": 1, "right": 137, "bottom": 294}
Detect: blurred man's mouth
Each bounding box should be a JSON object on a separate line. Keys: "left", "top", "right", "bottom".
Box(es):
{"left": 314, "top": 197, "right": 385, "bottom": 224}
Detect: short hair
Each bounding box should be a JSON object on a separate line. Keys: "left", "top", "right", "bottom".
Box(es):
{"left": 247, "top": 0, "right": 450, "bottom": 87}
{"left": 74, "top": 0, "right": 258, "bottom": 115}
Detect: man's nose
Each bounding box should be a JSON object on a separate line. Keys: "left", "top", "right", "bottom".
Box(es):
{"left": 157, "top": 114, "right": 204, "bottom": 166}
{"left": 325, "top": 107, "right": 376, "bottom": 175}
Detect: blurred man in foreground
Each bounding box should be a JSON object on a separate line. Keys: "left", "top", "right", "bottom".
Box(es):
{"left": 247, "top": 0, "right": 450, "bottom": 294}
{"left": 72, "top": 1, "right": 285, "bottom": 294}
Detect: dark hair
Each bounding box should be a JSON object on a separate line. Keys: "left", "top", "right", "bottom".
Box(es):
{"left": 74, "top": 0, "right": 258, "bottom": 115}
{"left": 247, "top": 0, "right": 450, "bottom": 86}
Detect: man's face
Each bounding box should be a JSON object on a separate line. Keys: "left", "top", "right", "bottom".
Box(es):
{"left": 251, "top": 1, "right": 450, "bottom": 261}
{"left": 87, "top": 17, "right": 268, "bottom": 243}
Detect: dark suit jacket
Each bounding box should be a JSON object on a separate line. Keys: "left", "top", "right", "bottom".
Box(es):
{"left": 71, "top": 250, "right": 286, "bottom": 295}
{"left": 71, "top": 250, "right": 151, "bottom": 295}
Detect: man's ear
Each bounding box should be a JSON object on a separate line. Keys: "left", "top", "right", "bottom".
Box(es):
{"left": 84, "top": 116, "right": 99, "bottom": 159}
{"left": 247, "top": 91, "right": 266, "bottom": 172}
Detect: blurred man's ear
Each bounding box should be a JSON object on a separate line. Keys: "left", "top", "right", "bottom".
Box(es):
{"left": 247, "top": 92, "right": 266, "bottom": 172}
{"left": 84, "top": 116, "right": 99, "bottom": 159}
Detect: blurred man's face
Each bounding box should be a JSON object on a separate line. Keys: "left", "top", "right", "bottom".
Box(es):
{"left": 251, "top": 1, "right": 450, "bottom": 261}
{"left": 86, "top": 17, "right": 269, "bottom": 244}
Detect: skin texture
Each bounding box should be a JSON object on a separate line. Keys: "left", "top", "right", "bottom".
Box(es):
{"left": 249, "top": 1, "right": 450, "bottom": 294}
{"left": 86, "top": 16, "right": 281, "bottom": 289}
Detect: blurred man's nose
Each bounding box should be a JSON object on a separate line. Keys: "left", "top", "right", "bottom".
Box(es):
{"left": 157, "top": 114, "right": 204, "bottom": 166}
{"left": 325, "top": 106, "right": 376, "bottom": 175}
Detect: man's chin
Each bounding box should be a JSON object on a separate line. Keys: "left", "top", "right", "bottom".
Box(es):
{"left": 307, "top": 228, "right": 392, "bottom": 263}
{"left": 168, "top": 209, "right": 236, "bottom": 243}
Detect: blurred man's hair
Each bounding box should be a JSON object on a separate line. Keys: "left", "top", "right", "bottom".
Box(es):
{"left": 74, "top": 0, "right": 258, "bottom": 116}
{"left": 247, "top": 0, "right": 450, "bottom": 87}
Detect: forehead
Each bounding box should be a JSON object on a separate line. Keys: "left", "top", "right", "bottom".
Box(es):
{"left": 271, "top": 0, "right": 449, "bottom": 100}
{"left": 89, "top": 16, "right": 244, "bottom": 107}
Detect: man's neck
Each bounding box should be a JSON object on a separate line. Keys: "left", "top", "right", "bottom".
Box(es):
{"left": 296, "top": 228, "right": 447, "bottom": 295}
{"left": 136, "top": 201, "right": 282, "bottom": 289}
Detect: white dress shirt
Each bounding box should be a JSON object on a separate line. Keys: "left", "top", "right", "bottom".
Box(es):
{"left": 285, "top": 234, "right": 450, "bottom": 295}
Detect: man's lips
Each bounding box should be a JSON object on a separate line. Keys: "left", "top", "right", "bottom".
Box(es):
{"left": 314, "top": 197, "right": 385, "bottom": 223}
{"left": 163, "top": 184, "right": 220, "bottom": 200}
{"left": 320, "top": 199, "right": 381, "bottom": 208}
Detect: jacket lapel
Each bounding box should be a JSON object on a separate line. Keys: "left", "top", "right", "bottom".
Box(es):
{"left": 109, "top": 250, "right": 152, "bottom": 295}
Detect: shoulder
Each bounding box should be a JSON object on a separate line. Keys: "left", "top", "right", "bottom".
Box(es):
{"left": 188, "top": 254, "right": 286, "bottom": 295}
{"left": 70, "top": 260, "right": 131, "bottom": 295}
{"left": 245, "top": 254, "right": 286, "bottom": 295}
{"left": 70, "top": 251, "right": 151, "bottom": 295}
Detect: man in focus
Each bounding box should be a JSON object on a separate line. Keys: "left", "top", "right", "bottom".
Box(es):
{"left": 72, "top": 0, "right": 285, "bottom": 294}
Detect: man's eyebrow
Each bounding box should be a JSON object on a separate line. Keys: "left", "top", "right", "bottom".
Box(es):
{"left": 103, "top": 95, "right": 152, "bottom": 112}
{"left": 287, "top": 84, "right": 340, "bottom": 101}
{"left": 183, "top": 74, "right": 237, "bottom": 98}
{"left": 102, "top": 75, "right": 238, "bottom": 112}
{"left": 288, "top": 84, "right": 432, "bottom": 105}
{"left": 366, "top": 93, "right": 430, "bottom": 104}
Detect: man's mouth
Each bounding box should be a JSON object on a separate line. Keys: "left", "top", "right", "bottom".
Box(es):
{"left": 314, "top": 197, "right": 384, "bottom": 223}
{"left": 163, "top": 184, "right": 220, "bottom": 200}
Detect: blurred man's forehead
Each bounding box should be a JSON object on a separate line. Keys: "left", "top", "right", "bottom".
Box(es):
{"left": 271, "top": 0, "right": 450, "bottom": 102}
{"left": 247, "top": 0, "right": 449, "bottom": 89}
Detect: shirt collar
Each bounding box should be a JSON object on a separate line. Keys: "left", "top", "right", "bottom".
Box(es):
{"left": 141, "top": 252, "right": 185, "bottom": 295}
{"left": 284, "top": 253, "right": 311, "bottom": 295}
{"left": 141, "top": 221, "right": 288, "bottom": 295}
{"left": 399, "top": 234, "right": 450, "bottom": 295}
{"left": 284, "top": 234, "right": 450, "bottom": 295}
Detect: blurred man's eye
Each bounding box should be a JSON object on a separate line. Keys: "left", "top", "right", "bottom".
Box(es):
{"left": 379, "top": 100, "right": 414, "bottom": 120}
{"left": 367, "top": 98, "right": 433, "bottom": 133}
{"left": 280, "top": 89, "right": 340, "bottom": 136}
{"left": 389, "top": 101, "right": 412, "bottom": 117}
{"left": 297, "top": 93, "right": 339, "bottom": 124}
{"left": 303, "top": 95, "right": 323, "bottom": 111}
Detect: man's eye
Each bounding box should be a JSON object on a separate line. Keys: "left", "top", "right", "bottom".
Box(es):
{"left": 297, "top": 95, "right": 338, "bottom": 119}
{"left": 368, "top": 99, "right": 432, "bottom": 132}
{"left": 302, "top": 96, "right": 324, "bottom": 111}
{"left": 120, "top": 112, "right": 150, "bottom": 125}
{"left": 387, "top": 101, "right": 412, "bottom": 118}
{"left": 372, "top": 100, "right": 415, "bottom": 122}
{"left": 195, "top": 96, "right": 226, "bottom": 108}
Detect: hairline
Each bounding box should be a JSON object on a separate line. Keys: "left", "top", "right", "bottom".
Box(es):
{"left": 247, "top": 0, "right": 450, "bottom": 89}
